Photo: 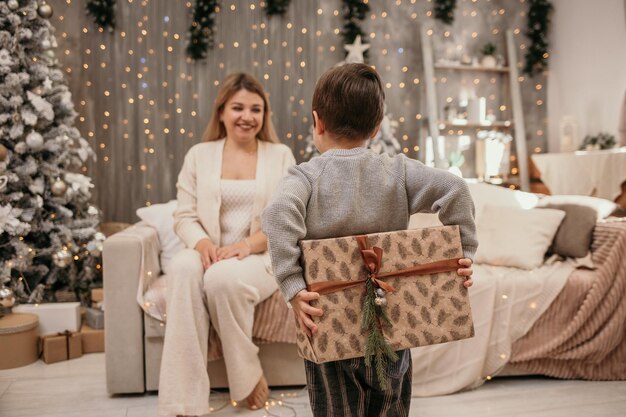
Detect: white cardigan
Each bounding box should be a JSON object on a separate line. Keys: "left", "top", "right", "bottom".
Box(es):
{"left": 173, "top": 138, "right": 296, "bottom": 266}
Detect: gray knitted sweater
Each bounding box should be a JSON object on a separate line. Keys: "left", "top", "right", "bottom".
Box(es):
{"left": 261, "top": 147, "right": 478, "bottom": 302}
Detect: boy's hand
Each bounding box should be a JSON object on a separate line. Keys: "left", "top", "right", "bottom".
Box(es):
{"left": 290, "top": 289, "right": 324, "bottom": 337}
{"left": 457, "top": 258, "right": 474, "bottom": 288}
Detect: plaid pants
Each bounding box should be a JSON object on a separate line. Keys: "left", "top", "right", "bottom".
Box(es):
{"left": 304, "top": 349, "right": 412, "bottom": 417}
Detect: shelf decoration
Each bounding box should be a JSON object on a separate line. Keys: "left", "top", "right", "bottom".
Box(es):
{"left": 524, "top": 0, "right": 553, "bottom": 77}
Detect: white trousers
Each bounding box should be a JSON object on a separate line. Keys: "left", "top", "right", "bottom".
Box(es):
{"left": 158, "top": 249, "right": 277, "bottom": 416}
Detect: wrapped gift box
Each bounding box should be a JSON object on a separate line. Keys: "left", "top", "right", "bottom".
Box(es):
{"left": 80, "top": 322, "right": 104, "bottom": 353}
{"left": 41, "top": 331, "right": 82, "bottom": 364}
{"left": 0, "top": 313, "right": 39, "bottom": 370}
{"left": 13, "top": 302, "right": 81, "bottom": 336}
{"left": 90, "top": 288, "right": 104, "bottom": 309}
{"left": 297, "top": 225, "right": 474, "bottom": 363}
{"left": 85, "top": 307, "right": 104, "bottom": 330}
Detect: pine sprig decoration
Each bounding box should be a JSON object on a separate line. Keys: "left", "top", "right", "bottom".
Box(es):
{"left": 362, "top": 277, "right": 399, "bottom": 390}
{"left": 265, "top": 0, "right": 291, "bottom": 16}
{"left": 86, "top": 0, "right": 116, "bottom": 31}
{"left": 187, "top": 0, "right": 219, "bottom": 61}
{"left": 433, "top": 0, "right": 457, "bottom": 25}
{"left": 341, "top": 0, "right": 370, "bottom": 53}
{"left": 523, "top": 0, "right": 553, "bottom": 77}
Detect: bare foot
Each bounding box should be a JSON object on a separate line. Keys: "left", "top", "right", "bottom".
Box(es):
{"left": 246, "top": 374, "right": 269, "bottom": 410}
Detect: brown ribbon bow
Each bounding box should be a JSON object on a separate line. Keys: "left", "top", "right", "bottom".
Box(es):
{"left": 307, "top": 235, "right": 461, "bottom": 295}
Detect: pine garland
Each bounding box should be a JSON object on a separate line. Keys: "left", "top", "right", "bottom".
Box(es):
{"left": 362, "top": 277, "right": 398, "bottom": 390}
{"left": 85, "top": 0, "right": 116, "bottom": 31}
{"left": 433, "top": 0, "right": 457, "bottom": 25}
{"left": 265, "top": 0, "right": 291, "bottom": 16}
{"left": 341, "top": 0, "right": 370, "bottom": 56}
{"left": 524, "top": 0, "right": 553, "bottom": 77}
{"left": 187, "top": 0, "right": 220, "bottom": 61}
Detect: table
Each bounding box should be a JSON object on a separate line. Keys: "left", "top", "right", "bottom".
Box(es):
{"left": 531, "top": 147, "right": 626, "bottom": 200}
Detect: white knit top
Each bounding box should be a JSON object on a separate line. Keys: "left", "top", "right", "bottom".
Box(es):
{"left": 219, "top": 179, "right": 256, "bottom": 246}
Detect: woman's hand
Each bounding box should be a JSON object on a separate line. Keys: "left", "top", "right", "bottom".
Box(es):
{"left": 216, "top": 240, "right": 251, "bottom": 261}
{"left": 457, "top": 258, "right": 474, "bottom": 288}
{"left": 194, "top": 239, "right": 219, "bottom": 270}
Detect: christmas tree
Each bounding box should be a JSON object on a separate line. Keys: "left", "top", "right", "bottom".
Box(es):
{"left": 0, "top": 0, "right": 103, "bottom": 306}
{"left": 303, "top": 36, "right": 401, "bottom": 160}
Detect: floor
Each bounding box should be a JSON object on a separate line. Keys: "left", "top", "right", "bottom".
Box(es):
{"left": 1, "top": 353, "right": 625, "bottom": 417}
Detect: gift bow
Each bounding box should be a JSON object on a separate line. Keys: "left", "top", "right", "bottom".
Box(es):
{"left": 307, "top": 235, "right": 461, "bottom": 295}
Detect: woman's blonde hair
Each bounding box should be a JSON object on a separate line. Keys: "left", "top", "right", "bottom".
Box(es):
{"left": 202, "top": 72, "right": 278, "bottom": 143}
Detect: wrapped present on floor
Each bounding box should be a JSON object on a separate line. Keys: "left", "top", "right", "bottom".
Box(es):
{"left": 41, "top": 330, "right": 82, "bottom": 364}
{"left": 85, "top": 307, "right": 104, "bottom": 330}
{"left": 13, "top": 302, "right": 81, "bottom": 336}
{"left": 80, "top": 322, "right": 104, "bottom": 353}
{"left": 297, "top": 225, "right": 474, "bottom": 371}
{"left": 90, "top": 288, "right": 104, "bottom": 309}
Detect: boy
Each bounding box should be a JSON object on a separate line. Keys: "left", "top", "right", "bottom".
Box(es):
{"left": 262, "top": 63, "right": 477, "bottom": 416}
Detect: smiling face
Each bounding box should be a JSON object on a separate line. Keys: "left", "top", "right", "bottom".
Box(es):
{"left": 220, "top": 88, "right": 265, "bottom": 145}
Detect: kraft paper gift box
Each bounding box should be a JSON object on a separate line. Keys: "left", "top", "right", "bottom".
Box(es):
{"left": 41, "top": 331, "right": 82, "bottom": 364}
{"left": 296, "top": 225, "right": 475, "bottom": 364}
{"left": 80, "top": 322, "right": 104, "bottom": 353}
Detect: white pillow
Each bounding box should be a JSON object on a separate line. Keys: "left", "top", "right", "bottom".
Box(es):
{"left": 136, "top": 200, "right": 185, "bottom": 275}
{"left": 467, "top": 182, "right": 539, "bottom": 223}
{"left": 474, "top": 205, "right": 566, "bottom": 270}
{"left": 535, "top": 195, "right": 618, "bottom": 220}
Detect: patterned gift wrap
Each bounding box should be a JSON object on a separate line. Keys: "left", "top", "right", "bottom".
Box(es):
{"left": 297, "top": 225, "right": 475, "bottom": 364}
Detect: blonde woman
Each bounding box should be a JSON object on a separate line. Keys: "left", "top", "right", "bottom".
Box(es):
{"left": 158, "top": 73, "right": 296, "bottom": 416}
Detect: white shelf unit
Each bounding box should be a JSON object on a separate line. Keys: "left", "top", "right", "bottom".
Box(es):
{"left": 420, "top": 28, "right": 529, "bottom": 191}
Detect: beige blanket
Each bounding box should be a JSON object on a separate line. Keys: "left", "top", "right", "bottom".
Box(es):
{"left": 509, "top": 220, "right": 626, "bottom": 379}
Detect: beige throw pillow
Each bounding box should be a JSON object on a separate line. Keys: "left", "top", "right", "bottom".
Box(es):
{"left": 539, "top": 203, "right": 597, "bottom": 259}
{"left": 475, "top": 205, "right": 566, "bottom": 270}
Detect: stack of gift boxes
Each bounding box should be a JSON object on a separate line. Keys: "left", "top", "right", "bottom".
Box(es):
{"left": 12, "top": 288, "right": 105, "bottom": 364}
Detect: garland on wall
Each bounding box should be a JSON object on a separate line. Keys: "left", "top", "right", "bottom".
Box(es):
{"left": 187, "top": 0, "right": 219, "bottom": 61}
{"left": 85, "top": 0, "right": 116, "bottom": 31}
{"left": 265, "top": 0, "right": 291, "bottom": 16}
{"left": 341, "top": 0, "right": 370, "bottom": 57}
{"left": 433, "top": 0, "right": 457, "bottom": 25}
{"left": 524, "top": 0, "right": 553, "bottom": 77}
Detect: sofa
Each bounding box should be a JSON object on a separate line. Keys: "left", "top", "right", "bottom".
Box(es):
{"left": 104, "top": 182, "right": 626, "bottom": 395}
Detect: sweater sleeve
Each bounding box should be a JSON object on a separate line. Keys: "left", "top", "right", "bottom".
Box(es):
{"left": 405, "top": 160, "right": 478, "bottom": 260}
{"left": 173, "top": 147, "right": 210, "bottom": 249}
{"left": 262, "top": 167, "right": 311, "bottom": 302}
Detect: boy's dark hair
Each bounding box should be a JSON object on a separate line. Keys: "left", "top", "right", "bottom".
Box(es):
{"left": 312, "top": 63, "right": 385, "bottom": 141}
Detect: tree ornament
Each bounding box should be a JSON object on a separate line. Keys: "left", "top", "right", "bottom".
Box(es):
{"left": 0, "top": 144, "right": 8, "bottom": 161}
{"left": 341, "top": 0, "right": 370, "bottom": 60}
{"left": 8, "top": 0, "right": 19, "bottom": 11}
{"left": 51, "top": 179, "right": 67, "bottom": 196}
{"left": 37, "top": 1, "right": 53, "bottom": 19}
{"left": 41, "top": 39, "right": 51, "bottom": 50}
{"left": 0, "top": 285, "right": 16, "bottom": 317}
{"left": 25, "top": 132, "right": 44, "bottom": 151}
{"left": 374, "top": 296, "right": 387, "bottom": 307}
{"left": 52, "top": 250, "right": 72, "bottom": 268}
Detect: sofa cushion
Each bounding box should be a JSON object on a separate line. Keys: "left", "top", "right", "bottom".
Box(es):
{"left": 536, "top": 195, "right": 618, "bottom": 220}
{"left": 535, "top": 203, "right": 597, "bottom": 259}
{"left": 475, "top": 205, "right": 566, "bottom": 270}
{"left": 136, "top": 200, "right": 185, "bottom": 274}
